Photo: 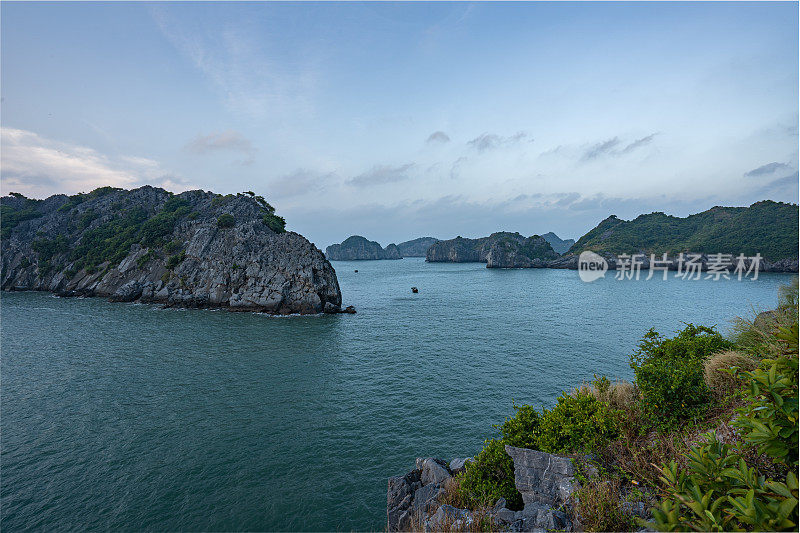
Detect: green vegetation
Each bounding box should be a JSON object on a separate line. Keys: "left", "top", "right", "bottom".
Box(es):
{"left": 570, "top": 200, "right": 799, "bottom": 261}
{"left": 166, "top": 251, "right": 186, "bottom": 270}
{"left": 1, "top": 194, "right": 44, "bottom": 239}
{"left": 447, "top": 280, "right": 798, "bottom": 532}
{"left": 630, "top": 324, "right": 732, "bottom": 428}
{"left": 217, "top": 214, "right": 235, "bottom": 228}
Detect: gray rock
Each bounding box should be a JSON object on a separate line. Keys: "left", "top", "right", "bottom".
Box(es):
{"left": 448, "top": 457, "right": 474, "bottom": 475}
{"left": 493, "top": 497, "right": 507, "bottom": 513}
{"left": 517, "top": 502, "right": 572, "bottom": 531}
{"left": 426, "top": 504, "right": 471, "bottom": 530}
{"left": 495, "top": 507, "right": 516, "bottom": 524}
{"left": 1, "top": 187, "right": 343, "bottom": 314}
{"left": 420, "top": 458, "right": 451, "bottom": 486}
{"left": 412, "top": 483, "right": 443, "bottom": 513}
{"left": 505, "top": 445, "right": 577, "bottom": 508}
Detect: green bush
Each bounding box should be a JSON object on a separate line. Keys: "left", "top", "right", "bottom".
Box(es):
{"left": 458, "top": 439, "right": 522, "bottom": 510}
{"left": 733, "top": 321, "right": 798, "bottom": 468}
{"left": 630, "top": 324, "right": 732, "bottom": 428}
{"left": 32, "top": 235, "right": 70, "bottom": 262}
{"left": 496, "top": 402, "right": 541, "bottom": 449}
{"left": 217, "top": 214, "right": 235, "bottom": 228}
{"left": 652, "top": 433, "right": 798, "bottom": 531}
{"left": 166, "top": 251, "right": 186, "bottom": 270}
{"left": 164, "top": 240, "right": 183, "bottom": 254}
{"left": 537, "top": 391, "right": 620, "bottom": 454}
{"left": 263, "top": 213, "right": 286, "bottom": 233}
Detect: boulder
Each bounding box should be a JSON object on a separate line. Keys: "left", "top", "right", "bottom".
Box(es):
{"left": 426, "top": 504, "right": 472, "bottom": 530}
{"left": 504, "top": 445, "right": 577, "bottom": 508}
{"left": 420, "top": 458, "right": 451, "bottom": 486}
{"left": 449, "top": 457, "right": 474, "bottom": 475}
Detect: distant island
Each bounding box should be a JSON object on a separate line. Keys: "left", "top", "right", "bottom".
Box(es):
{"left": 568, "top": 200, "right": 798, "bottom": 263}
{"left": 427, "top": 232, "right": 560, "bottom": 268}
{"left": 540, "top": 232, "right": 575, "bottom": 255}
{"left": 396, "top": 237, "right": 439, "bottom": 257}
{"left": 425, "top": 201, "right": 798, "bottom": 272}
{"left": 1, "top": 187, "right": 344, "bottom": 314}
{"left": 325, "top": 235, "right": 402, "bottom": 260}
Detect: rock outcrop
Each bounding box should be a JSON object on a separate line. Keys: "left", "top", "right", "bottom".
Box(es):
{"left": 325, "top": 235, "right": 403, "bottom": 260}
{"left": 396, "top": 237, "right": 439, "bottom": 257}
{"left": 1, "top": 187, "right": 343, "bottom": 314}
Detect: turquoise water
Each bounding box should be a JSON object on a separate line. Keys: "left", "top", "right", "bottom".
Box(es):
{"left": 1, "top": 258, "right": 791, "bottom": 531}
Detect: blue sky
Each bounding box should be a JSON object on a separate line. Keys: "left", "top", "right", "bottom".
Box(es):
{"left": 2, "top": 1, "right": 797, "bottom": 247}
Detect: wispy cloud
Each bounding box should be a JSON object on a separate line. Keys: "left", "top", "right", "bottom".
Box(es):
{"left": 151, "top": 6, "right": 318, "bottom": 118}
{"left": 468, "top": 131, "right": 528, "bottom": 152}
{"left": 269, "top": 168, "right": 334, "bottom": 198}
{"left": 184, "top": 130, "right": 255, "bottom": 156}
{"left": 744, "top": 162, "right": 792, "bottom": 177}
{"left": 581, "top": 133, "right": 657, "bottom": 161}
{"left": 581, "top": 137, "right": 621, "bottom": 161}
{"left": 0, "top": 127, "right": 189, "bottom": 198}
{"left": 426, "top": 131, "right": 451, "bottom": 144}
{"left": 347, "top": 163, "right": 415, "bottom": 187}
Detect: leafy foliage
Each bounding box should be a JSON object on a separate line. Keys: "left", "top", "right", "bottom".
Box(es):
{"left": 733, "top": 322, "right": 799, "bottom": 468}
{"left": 537, "top": 391, "right": 621, "bottom": 454}
{"left": 570, "top": 200, "right": 799, "bottom": 262}
{"left": 458, "top": 439, "right": 522, "bottom": 510}
{"left": 630, "top": 324, "right": 733, "bottom": 428}
{"left": 652, "top": 433, "right": 798, "bottom": 531}
{"left": 1, "top": 195, "right": 44, "bottom": 238}
{"left": 216, "top": 214, "right": 235, "bottom": 228}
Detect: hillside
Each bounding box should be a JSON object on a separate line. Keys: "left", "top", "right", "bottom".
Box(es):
{"left": 1, "top": 186, "right": 342, "bottom": 314}
{"left": 541, "top": 232, "right": 575, "bottom": 255}
{"left": 326, "top": 236, "right": 402, "bottom": 260}
{"left": 569, "top": 200, "right": 799, "bottom": 262}
{"left": 396, "top": 237, "right": 439, "bottom": 257}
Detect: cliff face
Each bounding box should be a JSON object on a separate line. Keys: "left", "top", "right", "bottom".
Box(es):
{"left": 396, "top": 237, "right": 439, "bottom": 257}
{"left": 426, "top": 232, "right": 558, "bottom": 268}
{"left": 486, "top": 235, "right": 559, "bottom": 268}
{"left": 1, "top": 187, "right": 342, "bottom": 314}
{"left": 325, "top": 235, "right": 403, "bottom": 260}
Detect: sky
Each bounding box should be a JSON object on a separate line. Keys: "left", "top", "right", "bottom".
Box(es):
{"left": 1, "top": 1, "right": 798, "bottom": 248}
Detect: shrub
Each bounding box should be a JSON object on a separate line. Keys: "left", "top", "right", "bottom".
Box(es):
{"left": 217, "top": 214, "right": 235, "bottom": 228}
{"left": 702, "top": 350, "right": 757, "bottom": 399}
{"left": 652, "top": 432, "right": 798, "bottom": 531}
{"left": 458, "top": 439, "right": 522, "bottom": 510}
{"left": 496, "top": 402, "right": 541, "bottom": 449}
{"left": 166, "top": 252, "right": 186, "bottom": 270}
{"left": 733, "top": 321, "right": 798, "bottom": 468}
{"left": 537, "top": 391, "right": 620, "bottom": 454}
{"left": 630, "top": 324, "right": 732, "bottom": 429}
{"left": 263, "top": 213, "right": 286, "bottom": 233}
{"left": 578, "top": 375, "right": 638, "bottom": 413}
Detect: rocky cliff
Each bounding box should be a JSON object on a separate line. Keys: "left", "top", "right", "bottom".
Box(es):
{"left": 325, "top": 235, "right": 403, "bottom": 260}
{"left": 426, "top": 232, "right": 559, "bottom": 268}
{"left": 1, "top": 186, "right": 343, "bottom": 314}
{"left": 396, "top": 237, "right": 439, "bottom": 257}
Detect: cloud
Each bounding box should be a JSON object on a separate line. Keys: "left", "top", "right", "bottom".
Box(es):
{"left": 620, "top": 133, "right": 658, "bottom": 154}
{"left": 426, "top": 131, "right": 451, "bottom": 144}
{"left": 0, "top": 127, "right": 189, "bottom": 198}
{"left": 581, "top": 137, "right": 621, "bottom": 161}
{"left": 347, "top": 163, "right": 415, "bottom": 187}
{"left": 184, "top": 130, "right": 255, "bottom": 155}
{"left": 744, "top": 162, "right": 792, "bottom": 177}
{"left": 269, "top": 168, "right": 334, "bottom": 198}
{"left": 467, "top": 131, "right": 527, "bottom": 152}
{"left": 151, "top": 7, "right": 318, "bottom": 118}
{"left": 581, "top": 133, "right": 657, "bottom": 161}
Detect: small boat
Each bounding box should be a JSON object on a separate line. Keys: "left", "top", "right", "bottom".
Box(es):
{"left": 411, "top": 287, "right": 418, "bottom": 293}
{"left": 354, "top": 269, "right": 358, "bottom": 273}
